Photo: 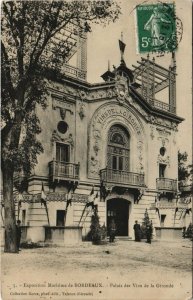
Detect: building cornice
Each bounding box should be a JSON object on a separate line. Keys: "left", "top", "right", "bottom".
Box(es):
{"left": 48, "top": 73, "right": 184, "bottom": 125}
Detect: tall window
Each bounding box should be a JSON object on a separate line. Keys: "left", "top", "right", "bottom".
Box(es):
{"left": 107, "top": 125, "right": 130, "bottom": 172}
{"left": 56, "top": 143, "right": 70, "bottom": 162}
{"left": 56, "top": 210, "right": 66, "bottom": 226}
{"left": 159, "top": 164, "right": 166, "bottom": 178}
{"left": 161, "top": 214, "right": 166, "bottom": 227}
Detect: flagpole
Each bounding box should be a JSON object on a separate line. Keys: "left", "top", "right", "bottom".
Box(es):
{"left": 44, "top": 204, "right": 50, "bottom": 226}
{"left": 78, "top": 186, "right": 95, "bottom": 226}
{"left": 119, "top": 32, "right": 126, "bottom": 63}
{"left": 41, "top": 182, "right": 50, "bottom": 226}
{"left": 121, "top": 32, "right": 124, "bottom": 61}
{"left": 64, "top": 187, "right": 73, "bottom": 227}
{"left": 1, "top": 204, "right": 4, "bottom": 226}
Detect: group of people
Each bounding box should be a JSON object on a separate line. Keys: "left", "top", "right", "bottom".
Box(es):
{"left": 108, "top": 219, "right": 153, "bottom": 244}
{"left": 133, "top": 220, "right": 153, "bottom": 244}
{"left": 182, "top": 222, "right": 193, "bottom": 240}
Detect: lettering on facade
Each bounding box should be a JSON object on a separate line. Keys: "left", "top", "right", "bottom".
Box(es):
{"left": 94, "top": 107, "right": 141, "bottom": 135}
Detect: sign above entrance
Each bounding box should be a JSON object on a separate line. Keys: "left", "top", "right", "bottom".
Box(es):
{"left": 94, "top": 105, "right": 141, "bottom": 135}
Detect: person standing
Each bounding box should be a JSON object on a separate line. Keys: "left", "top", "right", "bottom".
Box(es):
{"left": 109, "top": 219, "right": 116, "bottom": 243}
{"left": 146, "top": 222, "right": 153, "bottom": 244}
{"left": 16, "top": 220, "right": 22, "bottom": 251}
{"left": 133, "top": 220, "right": 141, "bottom": 242}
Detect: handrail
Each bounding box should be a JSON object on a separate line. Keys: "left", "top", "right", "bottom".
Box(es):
{"left": 63, "top": 64, "right": 87, "bottom": 80}
{"left": 100, "top": 168, "right": 145, "bottom": 187}
{"left": 49, "top": 161, "right": 80, "bottom": 181}
{"left": 156, "top": 178, "right": 177, "bottom": 191}
{"left": 149, "top": 99, "right": 176, "bottom": 113}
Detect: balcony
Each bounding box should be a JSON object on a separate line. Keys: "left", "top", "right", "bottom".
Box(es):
{"left": 63, "top": 65, "right": 87, "bottom": 80}
{"left": 149, "top": 99, "right": 176, "bottom": 114}
{"left": 156, "top": 178, "right": 177, "bottom": 192}
{"left": 49, "top": 161, "right": 80, "bottom": 182}
{"left": 100, "top": 168, "right": 145, "bottom": 187}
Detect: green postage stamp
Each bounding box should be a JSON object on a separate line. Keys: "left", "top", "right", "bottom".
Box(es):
{"left": 136, "top": 3, "right": 177, "bottom": 53}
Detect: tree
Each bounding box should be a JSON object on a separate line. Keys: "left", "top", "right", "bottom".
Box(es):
{"left": 1, "top": 1, "right": 121, "bottom": 252}
{"left": 141, "top": 209, "right": 151, "bottom": 239}
{"left": 178, "top": 151, "right": 193, "bottom": 186}
{"left": 88, "top": 210, "right": 102, "bottom": 244}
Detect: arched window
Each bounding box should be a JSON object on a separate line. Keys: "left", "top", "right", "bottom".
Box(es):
{"left": 107, "top": 125, "right": 130, "bottom": 171}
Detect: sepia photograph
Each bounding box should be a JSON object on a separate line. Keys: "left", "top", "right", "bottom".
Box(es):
{"left": 1, "top": 0, "right": 192, "bottom": 299}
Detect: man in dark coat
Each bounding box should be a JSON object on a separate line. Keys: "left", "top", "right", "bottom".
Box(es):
{"left": 133, "top": 220, "right": 141, "bottom": 242}
{"left": 16, "top": 220, "right": 22, "bottom": 251}
{"left": 109, "top": 219, "right": 116, "bottom": 243}
{"left": 146, "top": 222, "right": 153, "bottom": 244}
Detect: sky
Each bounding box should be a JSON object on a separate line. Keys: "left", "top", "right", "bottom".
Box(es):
{"left": 85, "top": 0, "right": 192, "bottom": 161}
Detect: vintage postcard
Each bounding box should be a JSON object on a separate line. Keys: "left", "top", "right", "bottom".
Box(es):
{"left": 1, "top": 0, "right": 192, "bottom": 300}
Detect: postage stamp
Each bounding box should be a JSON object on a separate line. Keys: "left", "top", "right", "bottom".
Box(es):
{"left": 136, "top": 2, "right": 179, "bottom": 54}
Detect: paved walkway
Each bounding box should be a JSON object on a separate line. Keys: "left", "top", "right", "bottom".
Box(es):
{"left": 1, "top": 238, "right": 192, "bottom": 300}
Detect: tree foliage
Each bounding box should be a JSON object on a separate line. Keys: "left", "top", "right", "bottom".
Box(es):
{"left": 141, "top": 209, "right": 151, "bottom": 239}
{"left": 1, "top": 0, "right": 121, "bottom": 175}
{"left": 88, "top": 210, "right": 106, "bottom": 244}
{"left": 178, "top": 151, "right": 193, "bottom": 185}
{"left": 1, "top": 0, "right": 121, "bottom": 252}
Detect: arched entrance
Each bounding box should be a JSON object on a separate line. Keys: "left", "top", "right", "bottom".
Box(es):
{"left": 107, "top": 199, "right": 130, "bottom": 236}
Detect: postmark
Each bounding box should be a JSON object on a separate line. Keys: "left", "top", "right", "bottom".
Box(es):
{"left": 135, "top": 2, "right": 183, "bottom": 54}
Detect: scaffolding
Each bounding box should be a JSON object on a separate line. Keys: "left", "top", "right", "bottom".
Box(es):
{"left": 132, "top": 54, "right": 176, "bottom": 114}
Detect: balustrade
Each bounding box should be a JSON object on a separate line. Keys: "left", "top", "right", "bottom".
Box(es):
{"left": 156, "top": 178, "right": 177, "bottom": 192}
{"left": 49, "top": 161, "right": 80, "bottom": 181}
{"left": 100, "top": 168, "right": 145, "bottom": 187}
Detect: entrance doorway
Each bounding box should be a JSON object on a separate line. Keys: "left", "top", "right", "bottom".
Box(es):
{"left": 107, "top": 199, "right": 129, "bottom": 236}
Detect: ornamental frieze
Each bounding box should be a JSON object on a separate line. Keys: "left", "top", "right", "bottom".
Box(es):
{"left": 77, "top": 88, "right": 115, "bottom": 101}
{"left": 51, "top": 130, "right": 74, "bottom": 147}
{"left": 156, "top": 127, "right": 171, "bottom": 137}
{"left": 148, "top": 115, "right": 178, "bottom": 130}
{"left": 150, "top": 125, "right": 155, "bottom": 140}
{"left": 151, "top": 202, "right": 189, "bottom": 209}
{"left": 13, "top": 193, "right": 89, "bottom": 203}
{"left": 52, "top": 94, "right": 74, "bottom": 115}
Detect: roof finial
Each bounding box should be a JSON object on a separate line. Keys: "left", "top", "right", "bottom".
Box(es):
{"left": 119, "top": 32, "right": 126, "bottom": 64}
{"left": 108, "top": 60, "right": 110, "bottom": 71}
{"left": 121, "top": 31, "right": 123, "bottom": 42}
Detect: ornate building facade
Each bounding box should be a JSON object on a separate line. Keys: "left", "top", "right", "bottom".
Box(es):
{"left": 12, "top": 39, "right": 192, "bottom": 243}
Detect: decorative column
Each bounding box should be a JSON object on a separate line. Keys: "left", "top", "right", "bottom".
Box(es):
{"left": 151, "top": 57, "right": 155, "bottom": 102}
{"left": 146, "top": 54, "right": 151, "bottom": 102}
{"left": 77, "top": 32, "right": 87, "bottom": 80}
{"left": 169, "top": 53, "right": 176, "bottom": 113}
